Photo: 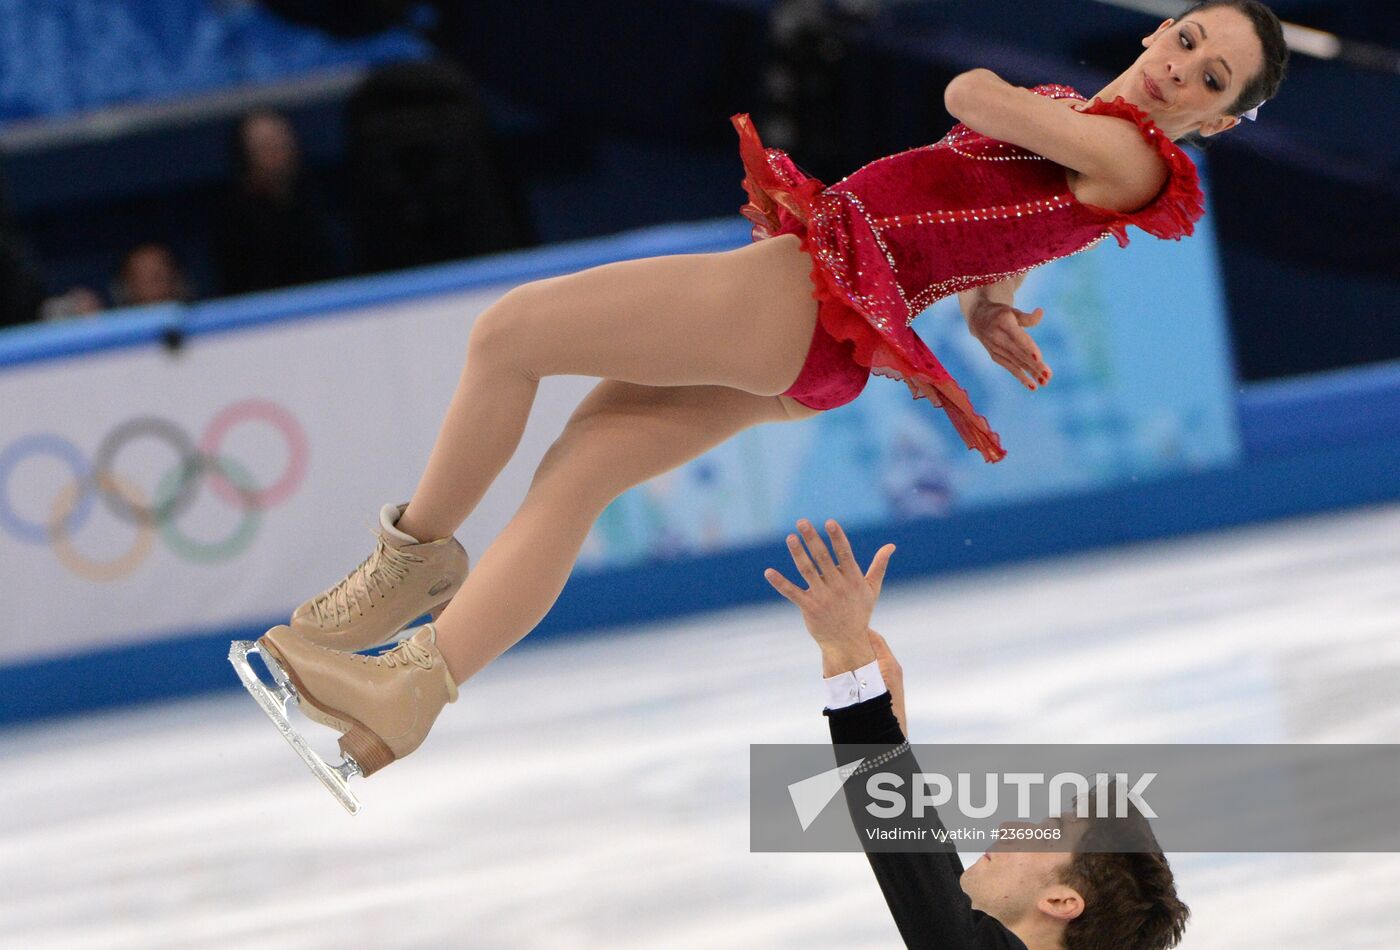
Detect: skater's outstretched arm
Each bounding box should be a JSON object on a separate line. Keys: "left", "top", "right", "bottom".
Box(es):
{"left": 765, "top": 521, "right": 1027, "bottom": 948}
{"left": 826, "top": 695, "right": 1028, "bottom": 950}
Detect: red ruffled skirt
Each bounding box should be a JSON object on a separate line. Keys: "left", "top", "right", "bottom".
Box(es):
{"left": 732, "top": 113, "right": 1006, "bottom": 463}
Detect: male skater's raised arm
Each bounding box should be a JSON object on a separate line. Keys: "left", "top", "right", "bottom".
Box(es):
{"left": 765, "top": 518, "right": 1189, "bottom": 950}
{"left": 824, "top": 640, "right": 1031, "bottom": 949}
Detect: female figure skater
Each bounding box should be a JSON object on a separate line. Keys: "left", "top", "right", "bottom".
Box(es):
{"left": 242, "top": 1, "right": 1288, "bottom": 790}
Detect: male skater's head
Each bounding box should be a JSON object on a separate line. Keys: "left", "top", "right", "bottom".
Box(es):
{"left": 959, "top": 785, "right": 1189, "bottom": 950}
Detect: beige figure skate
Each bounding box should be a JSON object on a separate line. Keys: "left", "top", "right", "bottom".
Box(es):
{"left": 291, "top": 503, "right": 469, "bottom": 652}
{"left": 229, "top": 623, "right": 457, "bottom": 814}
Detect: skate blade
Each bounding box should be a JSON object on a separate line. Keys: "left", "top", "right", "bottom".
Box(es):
{"left": 228, "top": 640, "right": 364, "bottom": 816}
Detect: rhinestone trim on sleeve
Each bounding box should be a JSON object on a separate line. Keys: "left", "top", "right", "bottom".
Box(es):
{"left": 839, "top": 741, "right": 912, "bottom": 780}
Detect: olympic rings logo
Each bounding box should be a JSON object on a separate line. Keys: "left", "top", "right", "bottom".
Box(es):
{"left": 0, "top": 399, "right": 308, "bottom": 581}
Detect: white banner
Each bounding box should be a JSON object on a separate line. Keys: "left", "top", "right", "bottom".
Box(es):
{"left": 0, "top": 285, "right": 594, "bottom": 664}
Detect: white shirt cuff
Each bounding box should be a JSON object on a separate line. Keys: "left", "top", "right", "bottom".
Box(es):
{"left": 823, "top": 659, "right": 888, "bottom": 711}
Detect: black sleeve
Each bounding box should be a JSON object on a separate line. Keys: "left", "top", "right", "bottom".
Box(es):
{"left": 826, "top": 694, "right": 1026, "bottom": 950}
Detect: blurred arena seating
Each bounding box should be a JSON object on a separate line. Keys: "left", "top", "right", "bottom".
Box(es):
{"left": 0, "top": 0, "right": 1394, "bottom": 380}
{"left": 346, "top": 61, "right": 535, "bottom": 273}
{"left": 0, "top": 179, "right": 45, "bottom": 328}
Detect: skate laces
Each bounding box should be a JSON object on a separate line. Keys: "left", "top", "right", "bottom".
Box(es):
{"left": 311, "top": 535, "right": 424, "bottom": 627}
{"left": 380, "top": 636, "right": 435, "bottom": 670}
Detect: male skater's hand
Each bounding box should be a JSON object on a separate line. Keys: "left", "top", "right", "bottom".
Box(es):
{"left": 764, "top": 518, "right": 896, "bottom": 677}
{"left": 867, "top": 630, "right": 908, "bottom": 737}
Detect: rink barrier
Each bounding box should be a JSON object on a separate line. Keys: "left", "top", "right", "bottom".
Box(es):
{"left": 2, "top": 220, "right": 1398, "bottom": 727}
{"left": 4, "top": 415, "right": 1397, "bottom": 728}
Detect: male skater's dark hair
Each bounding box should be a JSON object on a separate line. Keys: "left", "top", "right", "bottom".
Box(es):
{"left": 1059, "top": 785, "right": 1190, "bottom": 950}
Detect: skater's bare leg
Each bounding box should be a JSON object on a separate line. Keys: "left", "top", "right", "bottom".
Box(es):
{"left": 432, "top": 379, "right": 817, "bottom": 683}
{"left": 395, "top": 233, "right": 817, "bottom": 543}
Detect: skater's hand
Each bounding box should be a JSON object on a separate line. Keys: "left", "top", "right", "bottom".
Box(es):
{"left": 867, "top": 629, "right": 908, "bottom": 737}
{"left": 764, "top": 518, "right": 896, "bottom": 677}
{"left": 967, "top": 300, "right": 1052, "bottom": 391}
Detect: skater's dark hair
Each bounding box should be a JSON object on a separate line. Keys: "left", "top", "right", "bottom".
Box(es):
{"left": 1059, "top": 783, "right": 1190, "bottom": 950}
{"left": 1177, "top": 0, "right": 1289, "bottom": 119}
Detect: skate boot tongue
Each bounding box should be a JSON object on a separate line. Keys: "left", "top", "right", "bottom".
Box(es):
{"left": 379, "top": 503, "right": 421, "bottom": 545}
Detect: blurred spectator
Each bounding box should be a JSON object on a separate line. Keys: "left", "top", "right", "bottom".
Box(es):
{"left": 40, "top": 287, "right": 105, "bottom": 322}
{"left": 0, "top": 177, "right": 45, "bottom": 330}
{"left": 114, "top": 243, "right": 191, "bottom": 307}
{"left": 216, "top": 108, "right": 338, "bottom": 296}
{"left": 347, "top": 60, "right": 535, "bottom": 274}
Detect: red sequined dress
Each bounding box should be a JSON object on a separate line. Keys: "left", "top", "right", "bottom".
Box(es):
{"left": 732, "top": 83, "right": 1204, "bottom": 462}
